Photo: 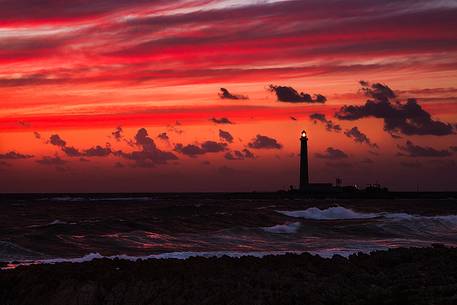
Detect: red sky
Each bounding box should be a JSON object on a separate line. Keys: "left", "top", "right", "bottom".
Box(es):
{"left": 1, "top": 0, "right": 456, "bottom": 192}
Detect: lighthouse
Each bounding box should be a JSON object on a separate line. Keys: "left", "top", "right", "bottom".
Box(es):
{"left": 299, "top": 130, "right": 309, "bottom": 190}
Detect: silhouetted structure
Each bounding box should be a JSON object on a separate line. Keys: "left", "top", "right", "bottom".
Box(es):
{"left": 299, "top": 130, "right": 309, "bottom": 190}
{"left": 296, "top": 129, "right": 389, "bottom": 194}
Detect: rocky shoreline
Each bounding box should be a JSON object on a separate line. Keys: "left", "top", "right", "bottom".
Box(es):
{"left": 1, "top": 246, "right": 457, "bottom": 305}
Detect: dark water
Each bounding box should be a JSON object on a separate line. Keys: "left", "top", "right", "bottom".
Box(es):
{"left": 1, "top": 194, "right": 457, "bottom": 266}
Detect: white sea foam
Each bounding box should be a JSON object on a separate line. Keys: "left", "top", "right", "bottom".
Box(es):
{"left": 277, "top": 206, "right": 378, "bottom": 220}
{"left": 47, "top": 197, "right": 153, "bottom": 202}
{"left": 49, "top": 220, "right": 68, "bottom": 225}
{"left": 277, "top": 206, "right": 457, "bottom": 226}
{"left": 7, "top": 248, "right": 376, "bottom": 268}
{"left": 262, "top": 222, "right": 301, "bottom": 234}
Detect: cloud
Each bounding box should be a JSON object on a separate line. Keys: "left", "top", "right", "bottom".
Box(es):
{"left": 36, "top": 155, "right": 67, "bottom": 166}
{"left": 335, "top": 81, "right": 455, "bottom": 136}
{"left": 290, "top": 116, "right": 297, "bottom": 121}
{"left": 84, "top": 145, "right": 111, "bottom": 157}
{"left": 219, "top": 129, "right": 234, "bottom": 143}
{"left": 0, "top": 151, "right": 34, "bottom": 159}
{"left": 248, "top": 135, "right": 282, "bottom": 149}
{"left": 310, "top": 113, "right": 341, "bottom": 132}
{"left": 397, "top": 141, "right": 452, "bottom": 157}
{"left": 61, "top": 146, "right": 82, "bottom": 157}
{"left": 201, "top": 141, "right": 227, "bottom": 153}
{"left": 116, "top": 128, "right": 177, "bottom": 166}
{"left": 48, "top": 133, "right": 112, "bottom": 157}
{"left": 218, "top": 88, "right": 248, "bottom": 100}
{"left": 112, "top": 127, "right": 123, "bottom": 141}
{"left": 17, "top": 120, "right": 31, "bottom": 127}
{"left": 268, "top": 85, "right": 326, "bottom": 103}
{"left": 49, "top": 134, "right": 66, "bottom": 147}
{"left": 175, "top": 140, "right": 227, "bottom": 157}
{"left": 359, "top": 80, "right": 396, "bottom": 101}
{"left": 210, "top": 117, "right": 233, "bottom": 124}
{"left": 344, "top": 127, "right": 378, "bottom": 147}
{"left": 315, "top": 147, "right": 348, "bottom": 159}
{"left": 33, "top": 131, "right": 41, "bottom": 139}
{"left": 174, "top": 144, "right": 204, "bottom": 157}
{"left": 224, "top": 149, "right": 255, "bottom": 160}
{"left": 157, "top": 132, "right": 169, "bottom": 141}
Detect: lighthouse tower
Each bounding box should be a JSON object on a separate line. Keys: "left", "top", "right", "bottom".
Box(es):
{"left": 299, "top": 130, "right": 309, "bottom": 190}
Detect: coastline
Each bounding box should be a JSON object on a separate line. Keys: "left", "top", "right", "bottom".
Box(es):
{"left": 1, "top": 246, "right": 457, "bottom": 305}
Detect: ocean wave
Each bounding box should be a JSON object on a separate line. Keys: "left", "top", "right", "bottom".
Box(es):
{"left": 277, "top": 207, "right": 457, "bottom": 224}
{"left": 5, "top": 247, "right": 385, "bottom": 268}
{"left": 277, "top": 207, "right": 378, "bottom": 220}
{"left": 261, "top": 222, "right": 301, "bottom": 234}
{"left": 46, "top": 197, "right": 154, "bottom": 202}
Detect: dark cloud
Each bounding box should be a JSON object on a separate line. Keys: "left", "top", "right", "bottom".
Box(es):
{"left": 344, "top": 127, "right": 378, "bottom": 147}
{"left": 0, "top": 151, "right": 34, "bottom": 159}
{"left": 116, "top": 128, "right": 177, "bottom": 166}
{"left": 450, "top": 146, "right": 457, "bottom": 153}
{"left": 48, "top": 133, "right": 112, "bottom": 157}
{"left": 62, "top": 146, "right": 82, "bottom": 157}
{"left": 166, "top": 124, "right": 183, "bottom": 135}
{"left": 49, "top": 134, "right": 66, "bottom": 147}
{"left": 157, "top": 132, "right": 169, "bottom": 141}
{"left": 290, "top": 116, "right": 297, "bottom": 121}
{"left": 268, "top": 85, "right": 326, "bottom": 103}
{"left": 218, "top": 88, "right": 248, "bottom": 100}
{"left": 359, "top": 80, "right": 396, "bottom": 102}
{"left": 397, "top": 141, "right": 452, "bottom": 157}
{"left": 174, "top": 144, "right": 204, "bottom": 157}
{"left": 315, "top": 147, "right": 348, "bottom": 159}
{"left": 36, "top": 155, "right": 67, "bottom": 166}
{"left": 224, "top": 149, "right": 255, "bottom": 160}
{"left": 248, "top": 135, "right": 282, "bottom": 149}
{"left": 33, "top": 131, "right": 41, "bottom": 139}
{"left": 112, "top": 127, "right": 123, "bottom": 142}
{"left": 175, "top": 141, "right": 227, "bottom": 157}
{"left": 335, "top": 81, "right": 455, "bottom": 136}
{"left": 17, "top": 120, "right": 31, "bottom": 127}
{"left": 310, "top": 113, "right": 341, "bottom": 132}
{"left": 201, "top": 141, "right": 227, "bottom": 153}
{"left": 219, "top": 129, "right": 234, "bottom": 143}
{"left": 84, "top": 145, "right": 111, "bottom": 157}
{"left": 210, "top": 117, "right": 233, "bottom": 124}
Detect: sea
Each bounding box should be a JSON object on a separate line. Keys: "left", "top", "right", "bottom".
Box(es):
{"left": 1, "top": 193, "right": 457, "bottom": 268}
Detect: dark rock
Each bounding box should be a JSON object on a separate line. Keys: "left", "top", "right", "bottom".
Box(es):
{"left": 1, "top": 247, "right": 457, "bottom": 305}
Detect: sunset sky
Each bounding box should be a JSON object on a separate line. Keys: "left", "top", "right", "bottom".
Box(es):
{"left": 1, "top": 0, "right": 456, "bottom": 192}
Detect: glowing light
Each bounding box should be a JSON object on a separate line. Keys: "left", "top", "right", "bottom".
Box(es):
{"left": 301, "top": 130, "right": 307, "bottom": 138}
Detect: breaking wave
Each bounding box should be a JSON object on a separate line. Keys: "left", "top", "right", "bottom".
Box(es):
{"left": 4, "top": 247, "right": 384, "bottom": 269}
{"left": 277, "top": 207, "right": 377, "bottom": 220}
{"left": 278, "top": 206, "right": 457, "bottom": 224}
{"left": 261, "top": 222, "right": 301, "bottom": 234}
